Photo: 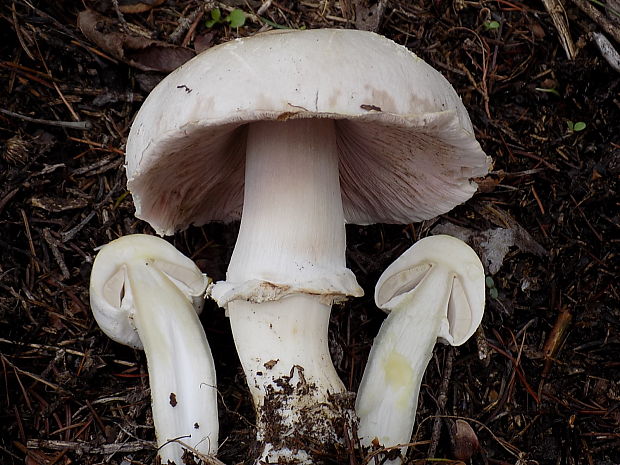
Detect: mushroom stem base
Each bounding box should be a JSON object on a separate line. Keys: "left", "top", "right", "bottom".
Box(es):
{"left": 258, "top": 386, "right": 356, "bottom": 464}
{"left": 228, "top": 294, "right": 357, "bottom": 464}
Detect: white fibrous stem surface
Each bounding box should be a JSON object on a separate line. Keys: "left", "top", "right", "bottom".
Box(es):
{"left": 229, "top": 296, "right": 352, "bottom": 463}
{"left": 356, "top": 271, "right": 453, "bottom": 463}
{"left": 125, "top": 259, "right": 218, "bottom": 464}
{"left": 213, "top": 118, "right": 362, "bottom": 305}
{"left": 218, "top": 119, "right": 360, "bottom": 462}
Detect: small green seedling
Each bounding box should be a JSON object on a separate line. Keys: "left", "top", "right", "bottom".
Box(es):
{"left": 485, "top": 276, "right": 499, "bottom": 299}
{"left": 206, "top": 8, "right": 246, "bottom": 28}
{"left": 566, "top": 120, "right": 586, "bottom": 132}
{"left": 534, "top": 87, "right": 561, "bottom": 97}
{"left": 483, "top": 20, "right": 500, "bottom": 31}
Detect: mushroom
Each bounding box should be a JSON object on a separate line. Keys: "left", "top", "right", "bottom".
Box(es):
{"left": 124, "top": 29, "right": 489, "bottom": 462}
{"left": 355, "top": 235, "right": 485, "bottom": 462}
{"left": 89, "top": 234, "right": 217, "bottom": 464}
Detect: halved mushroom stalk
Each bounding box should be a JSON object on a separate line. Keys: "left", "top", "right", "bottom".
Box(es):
{"left": 355, "top": 235, "right": 485, "bottom": 463}
{"left": 89, "top": 234, "right": 218, "bottom": 465}
{"left": 211, "top": 119, "right": 362, "bottom": 463}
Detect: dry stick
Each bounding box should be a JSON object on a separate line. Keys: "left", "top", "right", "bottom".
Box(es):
{"left": 257, "top": 0, "right": 273, "bottom": 15}
{"left": 169, "top": 4, "right": 212, "bottom": 44}
{"left": 110, "top": 0, "right": 129, "bottom": 30}
{"left": 570, "top": 0, "right": 620, "bottom": 44}
{"left": 42, "top": 229, "right": 70, "bottom": 280}
{"left": 0, "top": 109, "right": 90, "bottom": 130}
{"left": 541, "top": 0, "right": 578, "bottom": 59}
{"left": 0, "top": 338, "right": 87, "bottom": 358}
{"left": 0, "top": 354, "right": 65, "bottom": 393}
{"left": 181, "top": 10, "right": 206, "bottom": 47}
{"left": 427, "top": 348, "right": 455, "bottom": 458}
{"left": 164, "top": 439, "right": 226, "bottom": 465}
{"left": 11, "top": 2, "right": 35, "bottom": 60}
{"left": 61, "top": 211, "right": 96, "bottom": 243}
{"left": 26, "top": 439, "right": 155, "bottom": 454}
{"left": 28, "top": 25, "right": 82, "bottom": 122}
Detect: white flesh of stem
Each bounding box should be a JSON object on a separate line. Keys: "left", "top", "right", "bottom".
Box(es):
{"left": 226, "top": 118, "right": 347, "bottom": 289}
{"left": 356, "top": 271, "right": 452, "bottom": 462}
{"left": 125, "top": 259, "right": 218, "bottom": 464}
{"left": 228, "top": 295, "right": 345, "bottom": 407}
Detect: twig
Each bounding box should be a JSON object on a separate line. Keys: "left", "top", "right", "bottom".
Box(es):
{"left": 26, "top": 439, "right": 155, "bottom": 454}
{"left": 20, "top": 208, "right": 37, "bottom": 262}
{"left": 257, "top": 0, "right": 273, "bottom": 15}
{"left": 11, "top": 2, "right": 35, "bottom": 60}
{"left": 169, "top": 4, "right": 212, "bottom": 44}
{"left": 61, "top": 211, "right": 96, "bottom": 243}
{"left": 0, "top": 109, "right": 91, "bottom": 130}
{"left": 570, "top": 194, "right": 603, "bottom": 241}
{"left": 541, "top": 0, "right": 577, "bottom": 59}
{"left": 427, "top": 348, "right": 454, "bottom": 458}
{"left": 531, "top": 185, "right": 546, "bottom": 215}
{"left": 110, "top": 0, "right": 129, "bottom": 31}
{"left": 569, "top": 0, "right": 620, "bottom": 44}
{"left": 31, "top": 35, "right": 82, "bottom": 122}
{"left": 182, "top": 10, "right": 206, "bottom": 47}
{"left": 42, "top": 229, "right": 70, "bottom": 280}
{"left": 0, "top": 188, "right": 20, "bottom": 215}
{"left": 0, "top": 337, "right": 86, "bottom": 357}
{"left": 164, "top": 439, "right": 227, "bottom": 465}
{"left": 1, "top": 355, "right": 65, "bottom": 393}
{"left": 451, "top": 27, "right": 492, "bottom": 119}
{"left": 361, "top": 439, "right": 430, "bottom": 465}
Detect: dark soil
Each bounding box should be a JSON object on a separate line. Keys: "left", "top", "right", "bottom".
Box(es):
{"left": 1, "top": 1, "right": 618, "bottom": 465}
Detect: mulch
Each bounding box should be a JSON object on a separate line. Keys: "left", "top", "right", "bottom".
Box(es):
{"left": 1, "top": 1, "right": 618, "bottom": 464}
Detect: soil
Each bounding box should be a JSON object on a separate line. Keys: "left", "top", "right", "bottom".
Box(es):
{"left": 256, "top": 366, "right": 357, "bottom": 464}
{"left": 0, "top": 1, "right": 618, "bottom": 465}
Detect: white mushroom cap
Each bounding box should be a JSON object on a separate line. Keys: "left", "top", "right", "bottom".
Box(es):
{"left": 90, "top": 234, "right": 208, "bottom": 349}
{"left": 126, "top": 28, "right": 490, "bottom": 236}
{"left": 374, "top": 234, "right": 485, "bottom": 345}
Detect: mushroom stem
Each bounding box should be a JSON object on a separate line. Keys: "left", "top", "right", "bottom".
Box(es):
{"left": 229, "top": 296, "right": 345, "bottom": 405}
{"left": 226, "top": 118, "right": 353, "bottom": 295}
{"left": 355, "top": 235, "right": 485, "bottom": 464}
{"left": 214, "top": 119, "right": 361, "bottom": 461}
{"left": 125, "top": 259, "right": 218, "bottom": 464}
{"left": 229, "top": 296, "right": 352, "bottom": 463}
{"left": 355, "top": 272, "right": 451, "bottom": 461}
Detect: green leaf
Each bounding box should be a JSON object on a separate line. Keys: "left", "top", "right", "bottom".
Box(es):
{"left": 205, "top": 18, "right": 217, "bottom": 28}
{"left": 227, "top": 9, "right": 246, "bottom": 28}
{"left": 490, "top": 287, "right": 499, "bottom": 299}
{"left": 483, "top": 20, "right": 500, "bottom": 30}
{"left": 573, "top": 121, "right": 586, "bottom": 131}
{"left": 566, "top": 120, "right": 575, "bottom": 131}
{"left": 210, "top": 8, "right": 221, "bottom": 21}
{"left": 485, "top": 276, "right": 495, "bottom": 289}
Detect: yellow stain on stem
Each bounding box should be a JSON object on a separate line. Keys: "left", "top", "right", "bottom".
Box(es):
{"left": 382, "top": 350, "right": 415, "bottom": 409}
